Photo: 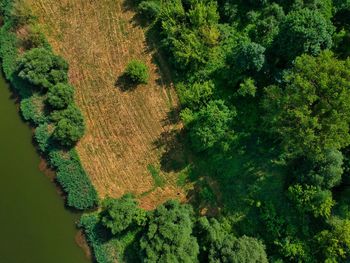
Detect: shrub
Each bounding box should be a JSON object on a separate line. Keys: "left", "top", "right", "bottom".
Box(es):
{"left": 20, "top": 93, "right": 47, "bottom": 125}
{"left": 47, "top": 83, "right": 74, "bottom": 109}
{"left": 17, "top": 47, "right": 68, "bottom": 90}
{"left": 101, "top": 194, "right": 146, "bottom": 235}
{"left": 124, "top": 60, "right": 149, "bottom": 84}
{"left": 51, "top": 104, "right": 85, "bottom": 147}
{"left": 34, "top": 123, "right": 52, "bottom": 153}
{"left": 49, "top": 149, "right": 98, "bottom": 209}
{"left": 53, "top": 118, "right": 85, "bottom": 147}
{"left": 138, "top": 1, "right": 161, "bottom": 20}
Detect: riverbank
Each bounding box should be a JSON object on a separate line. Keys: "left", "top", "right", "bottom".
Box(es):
{"left": 0, "top": 1, "right": 97, "bottom": 260}
{"left": 0, "top": 71, "right": 91, "bottom": 262}
{"left": 0, "top": 0, "right": 98, "bottom": 210}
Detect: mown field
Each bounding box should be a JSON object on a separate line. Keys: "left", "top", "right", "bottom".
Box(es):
{"left": 27, "top": 0, "right": 188, "bottom": 209}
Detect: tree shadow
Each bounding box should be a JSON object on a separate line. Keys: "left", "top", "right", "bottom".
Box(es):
{"left": 115, "top": 74, "right": 139, "bottom": 92}
{"left": 122, "top": 0, "right": 149, "bottom": 28}
{"left": 153, "top": 128, "right": 189, "bottom": 173}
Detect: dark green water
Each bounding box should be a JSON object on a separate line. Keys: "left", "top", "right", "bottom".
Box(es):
{"left": 0, "top": 75, "right": 91, "bottom": 263}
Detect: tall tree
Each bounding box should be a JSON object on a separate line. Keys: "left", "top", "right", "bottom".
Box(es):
{"left": 139, "top": 200, "right": 199, "bottom": 263}
{"left": 263, "top": 51, "right": 350, "bottom": 157}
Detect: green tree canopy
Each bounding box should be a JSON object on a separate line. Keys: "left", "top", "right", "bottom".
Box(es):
{"left": 197, "top": 217, "right": 268, "bottom": 263}
{"left": 274, "top": 8, "right": 334, "bottom": 62}
{"left": 315, "top": 217, "right": 350, "bottom": 261}
{"left": 189, "top": 100, "right": 236, "bottom": 152}
{"left": 51, "top": 105, "right": 85, "bottom": 147}
{"left": 124, "top": 60, "right": 149, "bottom": 84}
{"left": 47, "top": 83, "right": 74, "bottom": 109}
{"left": 263, "top": 51, "right": 350, "bottom": 157}
{"left": 17, "top": 47, "right": 68, "bottom": 89}
{"left": 139, "top": 200, "right": 199, "bottom": 263}
{"left": 100, "top": 194, "right": 146, "bottom": 235}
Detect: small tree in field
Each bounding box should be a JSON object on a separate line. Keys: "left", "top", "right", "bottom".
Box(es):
{"left": 124, "top": 60, "right": 149, "bottom": 84}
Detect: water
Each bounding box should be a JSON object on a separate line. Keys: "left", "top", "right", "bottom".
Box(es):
{"left": 0, "top": 74, "right": 91, "bottom": 263}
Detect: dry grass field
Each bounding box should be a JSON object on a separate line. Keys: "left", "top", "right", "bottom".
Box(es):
{"left": 27, "top": 0, "right": 189, "bottom": 209}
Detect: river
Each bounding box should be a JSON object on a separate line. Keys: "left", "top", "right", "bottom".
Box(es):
{"left": 0, "top": 73, "right": 91, "bottom": 263}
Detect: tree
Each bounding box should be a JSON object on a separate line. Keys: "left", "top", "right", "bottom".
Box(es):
{"left": 235, "top": 42, "right": 265, "bottom": 73}
{"left": 47, "top": 83, "right": 74, "bottom": 109}
{"left": 315, "top": 217, "right": 350, "bottom": 261}
{"left": 307, "top": 149, "right": 344, "bottom": 189}
{"left": 53, "top": 118, "right": 85, "bottom": 147}
{"left": 274, "top": 8, "right": 334, "bottom": 62}
{"left": 138, "top": 1, "right": 161, "bottom": 20}
{"left": 139, "top": 200, "right": 199, "bottom": 263}
{"left": 177, "top": 80, "right": 214, "bottom": 109}
{"left": 197, "top": 217, "right": 268, "bottom": 263}
{"left": 287, "top": 184, "right": 335, "bottom": 218}
{"left": 100, "top": 194, "right": 146, "bottom": 235}
{"left": 124, "top": 60, "right": 149, "bottom": 84}
{"left": 51, "top": 105, "right": 85, "bottom": 147}
{"left": 263, "top": 51, "right": 350, "bottom": 157}
{"left": 17, "top": 47, "right": 68, "bottom": 89}
{"left": 189, "top": 100, "right": 236, "bottom": 152}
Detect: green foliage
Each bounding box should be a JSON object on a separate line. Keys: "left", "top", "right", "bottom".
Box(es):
{"left": 307, "top": 149, "right": 344, "bottom": 189}
{"left": 51, "top": 105, "right": 85, "bottom": 147}
{"left": 147, "top": 164, "right": 165, "bottom": 188}
{"left": 0, "top": 27, "right": 18, "bottom": 79}
{"left": 237, "top": 78, "right": 256, "bottom": 97}
{"left": 275, "top": 8, "right": 334, "bottom": 62}
{"left": 235, "top": 41, "right": 265, "bottom": 73}
{"left": 49, "top": 149, "right": 98, "bottom": 209}
{"left": 17, "top": 47, "right": 68, "bottom": 89}
{"left": 190, "top": 100, "right": 236, "bottom": 152}
{"left": 138, "top": 1, "right": 161, "bottom": 20}
{"left": 315, "top": 217, "right": 350, "bottom": 261}
{"left": 34, "top": 123, "right": 52, "bottom": 153}
{"left": 20, "top": 93, "right": 46, "bottom": 125}
{"left": 197, "top": 217, "right": 268, "bottom": 263}
{"left": 287, "top": 184, "right": 335, "bottom": 218}
{"left": 80, "top": 213, "right": 119, "bottom": 263}
{"left": 101, "top": 194, "right": 146, "bottom": 235}
{"left": 263, "top": 51, "right": 350, "bottom": 157}
{"left": 124, "top": 60, "right": 149, "bottom": 84}
{"left": 139, "top": 200, "right": 199, "bottom": 262}
{"left": 177, "top": 80, "right": 214, "bottom": 109}
{"left": 47, "top": 83, "right": 74, "bottom": 109}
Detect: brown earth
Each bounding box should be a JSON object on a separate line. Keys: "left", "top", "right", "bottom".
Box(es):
{"left": 27, "top": 0, "right": 188, "bottom": 209}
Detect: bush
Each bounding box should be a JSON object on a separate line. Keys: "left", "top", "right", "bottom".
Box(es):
{"left": 17, "top": 47, "right": 68, "bottom": 90}
{"left": 34, "top": 123, "right": 52, "bottom": 152}
{"left": 50, "top": 104, "right": 85, "bottom": 147}
{"left": 80, "top": 213, "right": 119, "bottom": 263}
{"left": 47, "top": 83, "right": 74, "bottom": 109}
{"left": 20, "top": 94, "right": 47, "bottom": 125}
{"left": 138, "top": 1, "right": 161, "bottom": 20}
{"left": 124, "top": 60, "right": 149, "bottom": 84}
{"left": 49, "top": 149, "right": 98, "bottom": 209}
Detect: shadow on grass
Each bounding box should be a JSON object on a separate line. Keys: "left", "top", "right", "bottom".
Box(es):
{"left": 115, "top": 74, "right": 140, "bottom": 92}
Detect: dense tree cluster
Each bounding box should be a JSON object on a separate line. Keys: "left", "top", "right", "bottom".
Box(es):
{"left": 16, "top": 48, "right": 85, "bottom": 147}
{"left": 123, "top": 0, "right": 350, "bottom": 262}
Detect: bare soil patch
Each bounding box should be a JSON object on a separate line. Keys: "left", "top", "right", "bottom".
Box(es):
{"left": 27, "top": 0, "right": 188, "bottom": 209}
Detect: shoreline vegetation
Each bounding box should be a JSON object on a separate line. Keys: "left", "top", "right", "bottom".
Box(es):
{"left": 0, "top": 0, "right": 98, "bottom": 210}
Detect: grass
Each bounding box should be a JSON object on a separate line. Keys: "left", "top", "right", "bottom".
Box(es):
{"left": 27, "top": 0, "right": 188, "bottom": 209}
{"left": 147, "top": 164, "right": 165, "bottom": 188}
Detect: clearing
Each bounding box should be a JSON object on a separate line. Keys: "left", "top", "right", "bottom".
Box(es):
{"left": 27, "top": 0, "right": 188, "bottom": 209}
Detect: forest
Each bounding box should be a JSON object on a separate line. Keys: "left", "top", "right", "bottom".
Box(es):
{"left": 83, "top": 0, "right": 350, "bottom": 262}
{"left": 1, "top": 0, "right": 350, "bottom": 262}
